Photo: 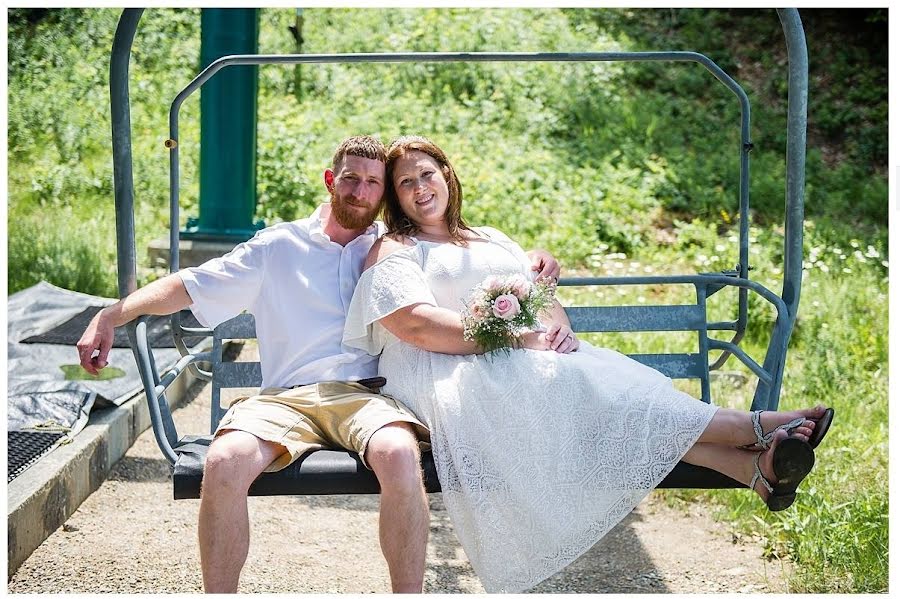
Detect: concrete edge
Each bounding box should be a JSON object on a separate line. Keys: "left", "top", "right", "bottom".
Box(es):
{"left": 6, "top": 373, "right": 194, "bottom": 579}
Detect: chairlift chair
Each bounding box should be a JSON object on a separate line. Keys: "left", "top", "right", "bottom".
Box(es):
{"left": 109, "top": 8, "right": 809, "bottom": 499}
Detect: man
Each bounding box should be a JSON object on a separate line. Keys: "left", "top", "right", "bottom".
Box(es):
{"left": 77, "top": 135, "right": 560, "bottom": 593}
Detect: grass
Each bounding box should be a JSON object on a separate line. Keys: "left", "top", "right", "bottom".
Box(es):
{"left": 8, "top": 204, "right": 119, "bottom": 298}
{"left": 555, "top": 218, "right": 888, "bottom": 593}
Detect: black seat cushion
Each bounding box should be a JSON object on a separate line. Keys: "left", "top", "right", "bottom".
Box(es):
{"left": 171, "top": 436, "right": 741, "bottom": 499}
{"left": 173, "top": 436, "right": 442, "bottom": 499}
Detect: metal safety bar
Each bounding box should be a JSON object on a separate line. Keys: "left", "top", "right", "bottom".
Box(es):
{"left": 110, "top": 9, "right": 806, "bottom": 472}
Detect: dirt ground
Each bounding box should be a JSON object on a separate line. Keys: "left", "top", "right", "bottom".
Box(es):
{"left": 8, "top": 343, "right": 791, "bottom": 593}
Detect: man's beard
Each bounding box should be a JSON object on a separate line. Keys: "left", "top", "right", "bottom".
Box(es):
{"left": 330, "top": 192, "right": 381, "bottom": 230}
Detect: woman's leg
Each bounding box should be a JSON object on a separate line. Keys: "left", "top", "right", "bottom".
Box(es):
{"left": 696, "top": 405, "right": 828, "bottom": 446}
{"left": 681, "top": 430, "right": 799, "bottom": 501}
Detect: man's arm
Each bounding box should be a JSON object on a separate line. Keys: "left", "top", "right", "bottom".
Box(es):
{"left": 76, "top": 273, "right": 193, "bottom": 375}
{"left": 525, "top": 248, "right": 561, "bottom": 281}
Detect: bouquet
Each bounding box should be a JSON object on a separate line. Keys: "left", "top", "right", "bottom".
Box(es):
{"left": 461, "top": 273, "right": 556, "bottom": 354}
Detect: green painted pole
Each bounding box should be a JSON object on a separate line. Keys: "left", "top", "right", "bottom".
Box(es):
{"left": 185, "top": 8, "right": 262, "bottom": 240}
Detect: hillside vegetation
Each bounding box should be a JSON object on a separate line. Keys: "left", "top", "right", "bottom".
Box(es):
{"left": 7, "top": 8, "right": 887, "bottom": 593}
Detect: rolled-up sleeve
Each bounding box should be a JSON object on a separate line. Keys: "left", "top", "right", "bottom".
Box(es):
{"left": 177, "top": 233, "right": 268, "bottom": 328}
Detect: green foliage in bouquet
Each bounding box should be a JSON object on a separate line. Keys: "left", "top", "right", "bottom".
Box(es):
{"left": 461, "top": 274, "right": 556, "bottom": 354}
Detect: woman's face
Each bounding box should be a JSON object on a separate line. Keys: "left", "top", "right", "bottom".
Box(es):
{"left": 391, "top": 150, "right": 450, "bottom": 229}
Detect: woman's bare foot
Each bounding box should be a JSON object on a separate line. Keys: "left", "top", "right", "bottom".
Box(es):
{"left": 746, "top": 404, "right": 828, "bottom": 446}
{"left": 748, "top": 430, "right": 784, "bottom": 502}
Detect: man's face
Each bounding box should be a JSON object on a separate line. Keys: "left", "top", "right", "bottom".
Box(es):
{"left": 326, "top": 155, "right": 386, "bottom": 230}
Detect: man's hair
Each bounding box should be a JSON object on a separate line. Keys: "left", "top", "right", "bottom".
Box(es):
{"left": 383, "top": 135, "right": 470, "bottom": 243}
{"left": 331, "top": 135, "right": 387, "bottom": 171}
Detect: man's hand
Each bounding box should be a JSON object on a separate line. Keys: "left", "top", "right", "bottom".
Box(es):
{"left": 526, "top": 248, "right": 561, "bottom": 282}
{"left": 74, "top": 273, "right": 194, "bottom": 375}
{"left": 77, "top": 308, "right": 115, "bottom": 375}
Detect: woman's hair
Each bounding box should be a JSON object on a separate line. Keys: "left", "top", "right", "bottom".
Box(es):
{"left": 383, "top": 135, "right": 471, "bottom": 243}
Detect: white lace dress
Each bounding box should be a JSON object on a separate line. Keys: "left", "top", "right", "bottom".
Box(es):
{"left": 343, "top": 228, "right": 719, "bottom": 593}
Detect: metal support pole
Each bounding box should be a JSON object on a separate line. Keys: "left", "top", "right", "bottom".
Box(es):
{"left": 110, "top": 8, "right": 145, "bottom": 298}
{"left": 777, "top": 8, "right": 808, "bottom": 329}
{"left": 290, "top": 8, "right": 305, "bottom": 100}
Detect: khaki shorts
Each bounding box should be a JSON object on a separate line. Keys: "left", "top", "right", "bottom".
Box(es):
{"left": 215, "top": 381, "right": 429, "bottom": 472}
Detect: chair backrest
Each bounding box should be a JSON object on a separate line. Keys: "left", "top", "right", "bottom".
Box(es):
{"left": 206, "top": 282, "right": 718, "bottom": 433}
{"left": 209, "top": 313, "right": 261, "bottom": 433}
{"left": 563, "top": 281, "right": 713, "bottom": 403}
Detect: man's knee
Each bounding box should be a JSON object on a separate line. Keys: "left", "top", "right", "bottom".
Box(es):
{"left": 366, "top": 423, "right": 423, "bottom": 489}
{"left": 203, "top": 430, "right": 283, "bottom": 494}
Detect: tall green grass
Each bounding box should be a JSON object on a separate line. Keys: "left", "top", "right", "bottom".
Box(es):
{"left": 8, "top": 205, "right": 118, "bottom": 297}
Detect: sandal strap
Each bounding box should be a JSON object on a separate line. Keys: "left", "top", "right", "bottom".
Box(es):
{"left": 750, "top": 410, "right": 767, "bottom": 449}
{"left": 757, "top": 415, "right": 807, "bottom": 448}
{"left": 743, "top": 412, "right": 808, "bottom": 451}
{"left": 750, "top": 452, "right": 774, "bottom": 494}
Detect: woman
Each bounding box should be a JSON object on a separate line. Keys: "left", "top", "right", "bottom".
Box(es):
{"left": 343, "top": 136, "right": 833, "bottom": 593}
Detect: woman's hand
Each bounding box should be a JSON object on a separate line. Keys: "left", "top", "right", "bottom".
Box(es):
{"left": 520, "top": 325, "right": 579, "bottom": 354}
{"left": 544, "top": 323, "right": 579, "bottom": 353}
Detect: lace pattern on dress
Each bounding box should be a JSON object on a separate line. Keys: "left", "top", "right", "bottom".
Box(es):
{"left": 343, "top": 246, "right": 436, "bottom": 355}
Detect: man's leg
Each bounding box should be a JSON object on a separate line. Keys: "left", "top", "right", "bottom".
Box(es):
{"left": 365, "top": 423, "right": 429, "bottom": 593}
{"left": 198, "top": 430, "right": 287, "bottom": 593}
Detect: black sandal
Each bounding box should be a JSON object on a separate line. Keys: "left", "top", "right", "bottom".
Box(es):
{"left": 750, "top": 436, "right": 816, "bottom": 512}
{"left": 808, "top": 407, "right": 835, "bottom": 449}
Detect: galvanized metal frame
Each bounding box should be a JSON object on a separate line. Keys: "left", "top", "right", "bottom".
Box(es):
{"left": 110, "top": 8, "right": 807, "bottom": 468}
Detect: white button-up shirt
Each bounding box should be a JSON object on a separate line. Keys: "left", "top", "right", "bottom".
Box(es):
{"left": 179, "top": 204, "right": 383, "bottom": 389}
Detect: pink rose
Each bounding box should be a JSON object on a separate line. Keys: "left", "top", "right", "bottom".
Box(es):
{"left": 471, "top": 303, "right": 486, "bottom": 319}
{"left": 492, "top": 294, "right": 521, "bottom": 320}
{"left": 511, "top": 278, "right": 530, "bottom": 301}
{"left": 482, "top": 275, "right": 501, "bottom": 292}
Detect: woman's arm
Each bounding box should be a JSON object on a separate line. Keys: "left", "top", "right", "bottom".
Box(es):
{"left": 364, "top": 236, "right": 481, "bottom": 354}
{"left": 364, "top": 235, "right": 575, "bottom": 355}
{"left": 380, "top": 303, "right": 482, "bottom": 355}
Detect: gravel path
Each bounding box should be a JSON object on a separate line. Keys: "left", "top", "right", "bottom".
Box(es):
{"left": 9, "top": 343, "right": 791, "bottom": 593}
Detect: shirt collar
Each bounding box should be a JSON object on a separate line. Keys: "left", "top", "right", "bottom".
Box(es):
{"left": 308, "top": 204, "right": 330, "bottom": 243}
{"left": 308, "top": 202, "right": 382, "bottom": 245}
